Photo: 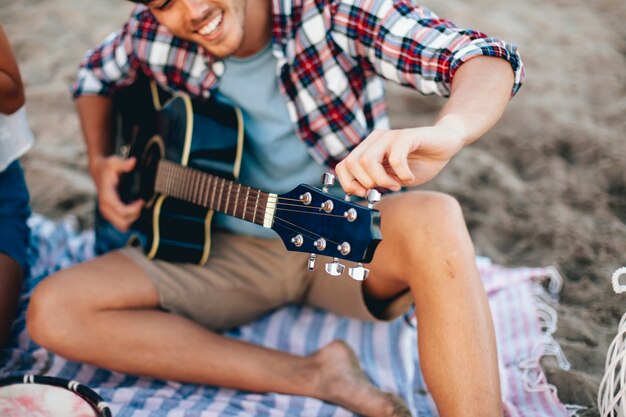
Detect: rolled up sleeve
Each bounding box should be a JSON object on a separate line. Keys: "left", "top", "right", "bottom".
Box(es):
{"left": 331, "top": 0, "right": 524, "bottom": 97}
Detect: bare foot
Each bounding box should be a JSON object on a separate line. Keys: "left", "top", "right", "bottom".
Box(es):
{"left": 311, "top": 340, "right": 412, "bottom": 417}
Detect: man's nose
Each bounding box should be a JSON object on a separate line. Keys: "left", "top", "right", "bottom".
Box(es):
{"left": 181, "top": 0, "right": 211, "bottom": 22}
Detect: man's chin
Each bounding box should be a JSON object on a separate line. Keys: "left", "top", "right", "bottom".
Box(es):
{"left": 196, "top": 39, "right": 242, "bottom": 59}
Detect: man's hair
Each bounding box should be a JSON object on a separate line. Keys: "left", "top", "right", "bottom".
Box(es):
{"left": 129, "top": 0, "right": 151, "bottom": 4}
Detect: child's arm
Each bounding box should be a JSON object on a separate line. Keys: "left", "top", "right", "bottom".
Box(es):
{"left": 0, "top": 25, "right": 25, "bottom": 115}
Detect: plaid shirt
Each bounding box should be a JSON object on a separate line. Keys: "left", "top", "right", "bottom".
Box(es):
{"left": 73, "top": 0, "right": 524, "bottom": 167}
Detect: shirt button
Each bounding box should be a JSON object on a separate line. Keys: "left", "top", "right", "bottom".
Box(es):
{"left": 212, "top": 61, "right": 225, "bottom": 77}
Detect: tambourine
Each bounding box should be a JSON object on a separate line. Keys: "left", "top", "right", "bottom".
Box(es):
{"left": 0, "top": 375, "right": 112, "bottom": 417}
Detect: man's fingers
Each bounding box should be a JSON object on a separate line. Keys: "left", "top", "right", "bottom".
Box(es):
{"left": 335, "top": 160, "right": 368, "bottom": 197}
{"left": 360, "top": 132, "right": 408, "bottom": 190}
{"left": 114, "top": 156, "right": 137, "bottom": 173}
{"left": 386, "top": 140, "right": 415, "bottom": 184}
{"left": 99, "top": 188, "right": 144, "bottom": 232}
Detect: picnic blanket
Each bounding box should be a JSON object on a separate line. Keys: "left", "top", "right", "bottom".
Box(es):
{"left": 0, "top": 214, "right": 571, "bottom": 416}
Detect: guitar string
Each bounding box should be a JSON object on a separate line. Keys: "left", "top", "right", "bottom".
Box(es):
{"left": 271, "top": 216, "right": 341, "bottom": 247}
{"left": 158, "top": 166, "right": 363, "bottom": 251}
{"left": 158, "top": 186, "right": 352, "bottom": 220}
{"left": 158, "top": 162, "right": 360, "bottom": 218}
{"left": 158, "top": 177, "right": 355, "bottom": 218}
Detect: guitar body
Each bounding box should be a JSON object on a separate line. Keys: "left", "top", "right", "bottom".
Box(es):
{"left": 111, "top": 78, "right": 244, "bottom": 264}
{"left": 97, "top": 76, "right": 382, "bottom": 271}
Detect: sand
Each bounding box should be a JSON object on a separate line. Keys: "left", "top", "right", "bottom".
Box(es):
{"left": 1, "top": 0, "right": 625, "bottom": 414}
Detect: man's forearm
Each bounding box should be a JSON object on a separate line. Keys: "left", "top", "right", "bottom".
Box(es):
{"left": 435, "top": 56, "right": 516, "bottom": 148}
{"left": 76, "top": 95, "right": 115, "bottom": 176}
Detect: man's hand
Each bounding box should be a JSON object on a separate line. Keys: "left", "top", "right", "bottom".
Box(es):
{"left": 335, "top": 124, "right": 464, "bottom": 197}
{"left": 336, "top": 56, "right": 516, "bottom": 197}
{"left": 90, "top": 155, "right": 144, "bottom": 232}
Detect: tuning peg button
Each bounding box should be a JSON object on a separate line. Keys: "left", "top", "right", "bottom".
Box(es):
{"left": 321, "top": 172, "right": 335, "bottom": 193}
{"left": 348, "top": 263, "right": 369, "bottom": 281}
{"left": 325, "top": 258, "right": 345, "bottom": 276}
{"left": 366, "top": 189, "right": 381, "bottom": 208}
{"left": 308, "top": 254, "right": 317, "bottom": 271}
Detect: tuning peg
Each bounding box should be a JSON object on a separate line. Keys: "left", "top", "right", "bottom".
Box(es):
{"left": 321, "top": 172, "right": 335, "bottom": 193}
{"left": 308, "top": 254, "right": 317, "bottom": 271}
{"left": 366, "top": 189, "right": 381, "bottom": 208}
{"left": 348, "top": 263, "right": 369, "bottom": 281}
{"left": 325, "top": 258, "right": 345, "bottom": 276}
{"left": 344, "top": 193, "right": 351, "bottom": 202}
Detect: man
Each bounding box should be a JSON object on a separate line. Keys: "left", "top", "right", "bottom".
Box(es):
{"left": 27, "top": 0, "right": 524, "bottom": 416}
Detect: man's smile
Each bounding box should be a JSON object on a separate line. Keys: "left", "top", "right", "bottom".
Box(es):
{"left": 197, "top": 11, "right": 224, "bottom": 37}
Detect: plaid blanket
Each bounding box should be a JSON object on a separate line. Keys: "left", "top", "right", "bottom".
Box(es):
{"left": 0, "top": 215, "right": 570, "bottom": 416}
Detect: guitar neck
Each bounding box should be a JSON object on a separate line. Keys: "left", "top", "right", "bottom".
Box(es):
{"left": 154, "top": 160, "right": 277, "bottom": 228}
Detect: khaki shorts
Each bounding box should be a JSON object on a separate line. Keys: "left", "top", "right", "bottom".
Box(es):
{"left": 119, "top": 230, "right": 412, "bottom": 331}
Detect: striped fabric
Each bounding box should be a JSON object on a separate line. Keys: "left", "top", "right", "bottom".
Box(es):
{"left": 72, "top": 0, "right": 524, "bottom": 167}
{"left": 0, "top": 215, "right": 569, "bottom": 416}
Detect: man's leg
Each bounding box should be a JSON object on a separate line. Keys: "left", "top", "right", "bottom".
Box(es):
{"left": 27, "top": 251, "right": 410, "bottom": 417}
{"left": 364, "top": 191, "right": 502, "bottom": 417}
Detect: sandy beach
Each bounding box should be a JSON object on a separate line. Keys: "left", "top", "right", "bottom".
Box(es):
{"left": 1, "top": 0, "right": 625, "bottom": 414}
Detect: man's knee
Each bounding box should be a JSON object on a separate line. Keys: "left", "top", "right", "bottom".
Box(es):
{"left": 27, "top": 272, "right": 79, "bottom": 350}
{"left": 382, "top": 191, "right": 475, "bottom": 264}
{"left": 386, "top": 191, "right": 467, "bottom": 234}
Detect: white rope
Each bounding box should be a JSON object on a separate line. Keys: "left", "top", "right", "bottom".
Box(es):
{"left": 598, "top": 267, "right": 626, "bottom": 417}
{"left": 612, "top": 267, "right": 626, "bottom": 294}
{"left": 518, "top": 278, "right": 571, "bottom": 396}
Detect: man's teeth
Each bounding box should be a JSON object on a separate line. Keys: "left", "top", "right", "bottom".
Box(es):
{"left": 198, "top": 13, "right": 223, "bottom": 36}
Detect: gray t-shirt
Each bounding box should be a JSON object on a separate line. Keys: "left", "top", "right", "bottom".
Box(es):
{"left": 212, "top": 43, "right": 328, "bottom": 238}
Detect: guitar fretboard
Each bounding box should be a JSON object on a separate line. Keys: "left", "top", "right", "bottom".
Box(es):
{"left": 154, "top": 160, "right": 277, "bottom": 228}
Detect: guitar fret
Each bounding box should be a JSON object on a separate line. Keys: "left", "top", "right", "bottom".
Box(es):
{"left": 217, "top": 178, "right": 225, "bottom": 212}
{"left": 181, "top": 168, "right": 189, "bottom": 201}
{"left": 199, "top": 172, "right": 205, "bottom": 205}
{"left": 253, "top": 191, "right": 259, "bottom": 224}
{"left": 155, "top": 162, "right": 274, "bottom": 228}
{"left": 207, "top": 175, "right": 214, "bottom": 208}
{"left": 187, "top": 170, "right": 194, "bottom": 203}
{"left": 188, "top": 170, "right": 195, "bottom": 203}
{"left": 258, "top": 193, "right": 266, "bottom": 224}
{"left": 195, "top": 171, "right": 202, "bottom": 205}
{"left": 163, "top": 162, "right": 170, "bottom": 195}
{"left": 169, "top": 163, "right": 175, "bottom": 196}
{"left": 201, "top": 174, "right": 209, "bottom": 207}
{"left": 234, "top": 184, "right": 240, "bottom": 217}
{"left": 210, "top": 176, "right": 217, "bottom": 210}
{"left": 243, "top": 186, "right": 250, "bottom": 220}
{"left": 171, "top": 164, "right": 176, "bottom": 196}
{"left": 184, "top": 169, "right": 190, "bottom": 202}
{"left": 225, "top": 181, "right": 232, "bottom": 216}
{"left": 191, "top": 171, "right": 199, "bottom": 205}
{"left": 168, "top": 162, "right": 174, "bottom": 195}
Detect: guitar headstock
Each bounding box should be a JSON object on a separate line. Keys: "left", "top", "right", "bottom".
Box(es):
{"left": 272, "top": 179, "right": 382, "bottom": 276}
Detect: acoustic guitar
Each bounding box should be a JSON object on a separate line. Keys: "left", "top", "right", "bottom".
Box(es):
{"left": 111, "top": 78, "right": 382, "bottom": 279}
